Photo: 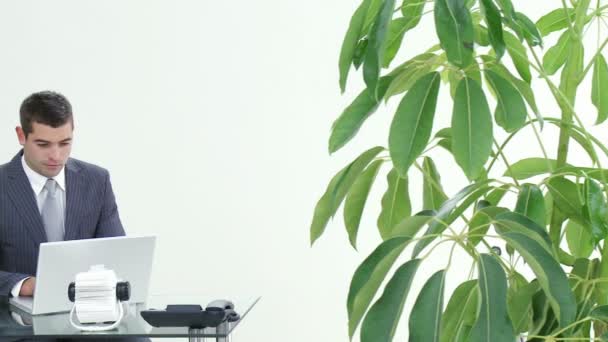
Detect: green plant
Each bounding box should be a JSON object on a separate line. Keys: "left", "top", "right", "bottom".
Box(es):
{"left": 310, "top": 0, "right": 608, "bottom": 340}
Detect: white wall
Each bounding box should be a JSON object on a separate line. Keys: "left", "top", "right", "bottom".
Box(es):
{"left": 0, "top": 1, "right": 604, "bottom": 341}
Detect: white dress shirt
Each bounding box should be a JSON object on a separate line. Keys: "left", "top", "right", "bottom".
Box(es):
{"left": 10, "top": 157, "right": 66, "bottom": 297}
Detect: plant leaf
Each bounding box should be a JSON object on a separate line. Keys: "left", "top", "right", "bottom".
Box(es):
{"left": 495, "top": 0, "right": 515, "bottom": 20}
{"left": 447, "top": 67, "right": 464, "bottom": 98}
{"left": 496, "top": 4, "right": 520, "bottom": 38}
{"left": 383, "top": 0, "right": 426, "bottom": 67}
{"left": 542, "top": 30, "right": 570, "bottom": 75}
{"left": 483, "top": 58, "right": 541, "bottom": 126}
{"left": 434, "top": 0, "right": 474, "bottom": 67}
{"left": 344, "top": 160, "right": 384, "bottom": 249}
{"left": 401, "top": 0, "right": 425, "bottom": 17}
{"left": 464, "top": 62, "right": 482, "bottom": 85}
{"left": 557, "top": 166, "right": 608, "bottom": 183}
{"left": 363, "top": 0, "right": 397, "bottom": 95}
{"left": 470, "top": 254, "right": 515, "bottom": 342}
{"left": 413, "top": 180, "right": 493, "bottom": 257}
{"left": 570, "top": 257, "right": 597, "bottom": 302}
{"left": 514, "top": 12, "right": 543, "bottom": 47}
{"left": 390, "top": 212, "right": 434, "bottom": 238}
{"left": 437, "top": 138, "right": 452, "bottom": 153}
{"left": 598, "top": 246, "right": 608, "bottom": 306}
{"left": 383, "top": 18, "right": 417, "bottom": 68}
{"left": 592, "top": 54, "right": 608, "bottom": 124}
{"left": 330, "top": 77, "right": 393, "bottom": 153}
{"left": 565, "top": 220, "right": 593, "bottom": 259}
{"left": 451, "top": 77, "right": 493, "bottom": 180}
{"left": 362, "top": 0, "right": 385, "bottom": 33}
{"left": 590, "top": 305, "right": 608, "bottom": 322}
{"left": 352, "top": 37, "right": 369, "bottom": 69}
{"left": 422, "top": 156, "right": 448, "bottom": 210}
{"left": 546, "top": 176, "right": 585, "bottom": 225}
{"left": 378, "top": 168, "right": 411, "bottom": 239}
{"left": 339, "top": 0, "right": 376, "bottom": 92}
{"left": 508, "top": 280, "right": 539, "bottom": 333}
{"left": 359, "top": 259, "right": 421, "bottom": 342}
{"left": 567, "top": 126, "right": 599, "bottom": 163}
{"left": 479, "top": 0, "right": 505, "bottom": 59}
{"left": 435, "top": 127, "right": 452, "bottom": 139}
{"left": 529, "top": 290, "right": 550, "bottom": 335}
{"left": 468, "top": 206, "right": 509, "bottom": 246}
{"left": 347, "top": 236, "right": 411, "bottom": 338}
{"left": 484, "top": 69, "right": 527, "bottom": 133}
{"left": 495, "top": 211, "right": 553, "bottom": 253}
{"left": 504, "top": 158, "right": 559, "bottom": 180}
{"left": 474, "top": 24, "right": 490, "bottom": 47}
{"left": 514, "top": 183, "right": 546, "bottom": 227}
{"left": 503, "top": 31, "right": 531, "bottom": 83}
{"left": 559, "top": 32, "right": 584, "bottom": 88}
{"left": 485, "top": 184, "right": 511, "bottom": 206}
{"left": 498, "top": 231, "right": 577, "bottom": 327}
{"left": 583, "top": 177, "right": 608, "bottom": 242}
{"left": 389, "top": 72, "right": 441, "bottom": 176}
{"left": 385, "top": 53, "right": 442, "bottom": 100}
{"left": 536, "top": 8, "right": 575, "bottom": 37}
{"left": 310, "top": 146, "right": 384, "bottom": 245}
{"left": 440, "top": 280, "right": 478, "bottom": 342}
{"left": 408, "top": 270, "right": 446, "bottom": 342}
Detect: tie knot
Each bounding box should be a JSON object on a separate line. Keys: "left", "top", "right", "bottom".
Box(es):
{"left": 44, "top": 179, "right": 58, "bottom": 197}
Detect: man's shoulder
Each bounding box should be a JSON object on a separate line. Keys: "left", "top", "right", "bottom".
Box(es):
{"left": 0, "top": 159, "right": 15, "bottom": 178}
{"left": 0, "top": 162, "right": 7, "bottom": 179}
{"left": 68, "top": 158, "right": 110, "bottom": 178}
{"left": 0, "top": 161, "right": 9, "bottom": 171}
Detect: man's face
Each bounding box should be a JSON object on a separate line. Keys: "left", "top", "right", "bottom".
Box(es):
{"left": 16, "top": 121, "right": 73, "bottom": 178}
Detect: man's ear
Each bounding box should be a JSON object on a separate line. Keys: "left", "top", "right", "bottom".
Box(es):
{"left": 15, "top": 126, "right": 26, "bottom": 145}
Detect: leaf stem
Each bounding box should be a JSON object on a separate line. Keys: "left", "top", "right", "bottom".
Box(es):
{"left": 561, "top": 0, "right": 576, "bottom": 33}
{"left": 550, "top": 317, "right": 592, "bottom": 338}
{"left": 493, "top": 139, "right": 520, "bottom": 187}
{"left": 582, "top": 36, "right": 608, "bottom": 79}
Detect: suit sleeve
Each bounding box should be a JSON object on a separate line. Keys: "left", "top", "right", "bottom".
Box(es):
{"left": 0, "top": 272, "right": 29, "bottom": 298}
{"left": 94, "top": 171, "right": 126, "bottom": 238}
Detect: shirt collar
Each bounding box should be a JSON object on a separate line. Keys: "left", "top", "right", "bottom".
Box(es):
{"left": 21, "top": 156, "right": 66, "bottom": 196}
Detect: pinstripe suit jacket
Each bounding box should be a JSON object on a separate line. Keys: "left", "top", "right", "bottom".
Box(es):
{"left": 0, "top": 151, "right": 125, "bottom": 298}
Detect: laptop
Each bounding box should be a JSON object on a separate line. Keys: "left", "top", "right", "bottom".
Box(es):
{"left": 9, "top": 235, "right": 156, "bottom": 315}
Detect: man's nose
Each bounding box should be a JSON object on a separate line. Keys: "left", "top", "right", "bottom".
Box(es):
{"left": 49, "top": 146, "right": 61, "bottom": 161}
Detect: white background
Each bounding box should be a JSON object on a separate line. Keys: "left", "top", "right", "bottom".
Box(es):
{"left": 0, "top": 1, "right": 604, "bottom": 341}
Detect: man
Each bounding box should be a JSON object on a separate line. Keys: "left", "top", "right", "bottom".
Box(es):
{"left": 0, "top": 90, "right": 125, "bottom": 299}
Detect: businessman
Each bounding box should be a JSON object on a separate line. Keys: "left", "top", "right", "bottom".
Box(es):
{"left": 0, "top": 90, "right": 125, "bottom": 299}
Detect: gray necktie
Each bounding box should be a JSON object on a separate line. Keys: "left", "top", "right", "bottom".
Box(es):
{"left": 41, "top": 179, "right": 64, "bottom": 242}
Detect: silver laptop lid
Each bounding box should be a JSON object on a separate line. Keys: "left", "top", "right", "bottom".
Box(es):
{"left": 32, "top": 235, "right": 156, "bottom": 315}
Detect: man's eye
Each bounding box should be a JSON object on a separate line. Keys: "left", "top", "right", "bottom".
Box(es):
{"left": 37, "top": 143, "right": 49, "bottom": 147}
{"left": 60, "top": 142, "right": 71, "bottom": 146}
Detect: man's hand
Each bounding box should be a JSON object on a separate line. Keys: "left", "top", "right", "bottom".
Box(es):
{"left": 19, "top": 277, "right": 36, "bottom": 297}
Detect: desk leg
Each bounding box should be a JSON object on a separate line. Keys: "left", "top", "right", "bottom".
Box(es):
{"left": 189, "top": 328, "right": 203, "bottom": 342}
{"left": 187, "top": 324, "right": 231, "bottom": 342}
{"left": 216, "top": 322, "right": 231, "bottom": 342}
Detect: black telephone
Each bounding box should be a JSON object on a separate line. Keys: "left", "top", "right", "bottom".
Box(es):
{"left": 140, "top": 300, "right": 240, "bottom": 328}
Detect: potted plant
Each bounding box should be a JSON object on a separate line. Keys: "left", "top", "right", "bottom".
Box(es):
{"left": 310, "top": 0, "right": 608, "bottom": 340}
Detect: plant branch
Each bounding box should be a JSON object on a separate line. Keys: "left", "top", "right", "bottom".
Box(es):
{"left": 562, "top": 0, "right": 576, "bottom": 34}
{"left": 551, "top": 317, "right": 592, "bottom": 338}
{"left": 493, "top": 139, "right": 520, "bottom": 186}
{"left": 486, "top": 118, "right": 553, "bottom": 176}
{"left": 414, "top": 160, "right": 448, "bottom": 203}
{"left": 582, "top": 36, "right": 608, "bottom": 80}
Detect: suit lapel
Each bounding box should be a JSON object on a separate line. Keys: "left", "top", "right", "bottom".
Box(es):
{"left": 64, "top": 159, "right": 83, "bottom": 241}
{"left": 5, "top": 152, "right": 47, "bottom": 244}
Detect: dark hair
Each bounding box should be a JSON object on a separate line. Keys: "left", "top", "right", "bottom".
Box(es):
{"left": 20, "top": 91, "right": 73, "bottom": 137}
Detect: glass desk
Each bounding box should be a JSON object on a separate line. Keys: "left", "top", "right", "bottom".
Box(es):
{"left": 0, "top": 295, "right": 259, "bottom": 341}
